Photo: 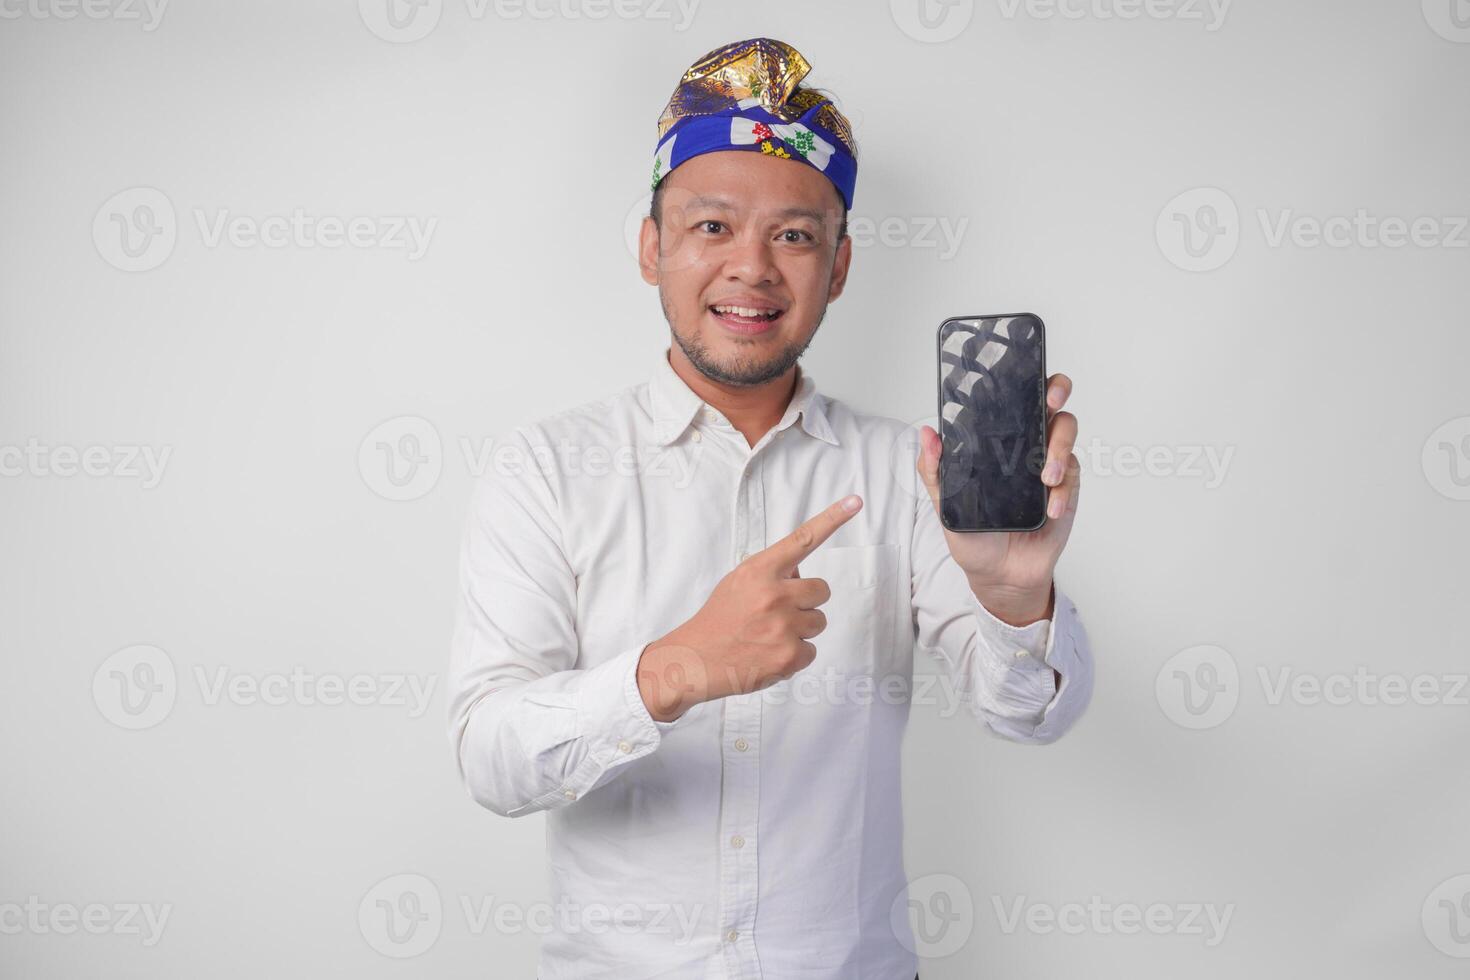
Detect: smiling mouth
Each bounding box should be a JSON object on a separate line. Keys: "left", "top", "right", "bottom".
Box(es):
{"left": 708, "top": 304, "right": 785, "bottom": 328}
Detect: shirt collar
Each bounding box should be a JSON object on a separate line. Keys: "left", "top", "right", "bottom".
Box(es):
{"left": 649, "top": 349, "right": 840, "bottom": 448}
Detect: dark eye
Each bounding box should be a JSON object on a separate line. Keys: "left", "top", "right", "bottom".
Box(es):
{"left": 780, "top": 229, "right": 815, "bottom": 244}
{"left": 699, "top": 220, "right": 726, "bottom": 234}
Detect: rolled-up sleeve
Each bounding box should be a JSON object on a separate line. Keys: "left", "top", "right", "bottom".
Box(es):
{"left": 447, "top": 428, "right": 679, "bottom": 818}
{"left": 910, "top": 484, "right": 1094, "bottom": 744}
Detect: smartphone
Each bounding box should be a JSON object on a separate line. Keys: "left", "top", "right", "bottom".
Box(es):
{"left": 935, "top": 313, "right": 1049, "bottom": 532}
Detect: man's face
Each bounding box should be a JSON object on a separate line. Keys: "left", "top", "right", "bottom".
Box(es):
{"left": 638, "top": 150, "right": 852, "bottom": 387}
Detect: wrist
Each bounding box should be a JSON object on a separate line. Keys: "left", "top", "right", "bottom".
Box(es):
{"left": 636, "top": 635, "right": 707, "bottom": 723}
{"left": 967, "top": 577, "right": 1054, "bottom": 627}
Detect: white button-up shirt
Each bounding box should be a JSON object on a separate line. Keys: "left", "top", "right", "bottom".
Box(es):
{"left": 448, "top": 350, "right": 1094, "bottom": 979}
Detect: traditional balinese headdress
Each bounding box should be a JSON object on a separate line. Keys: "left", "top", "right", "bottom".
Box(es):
{"left": 651, "top": 37, "right": 858, "bottom": 209}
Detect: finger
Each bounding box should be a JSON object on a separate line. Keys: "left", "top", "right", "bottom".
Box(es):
{"left": 782, "top": 575, "right": 832, "bottom": 609}
{"left": 1046, "top": 373, "right": 1073, "bottom": 415}
{"left": 1040, "top": 411, "right": 1077, "bottom": 487}
{"left": 792, "top": 609, "right": 828, "bottom": 639}
{"left": 1047, "top": 451, "right": 1082, "bottom": 521}
{"left": 915, "top": 425, "right": 941, "bottom": 511}
{"left": 758, "top": 495, "right": 863, "bottom": 574}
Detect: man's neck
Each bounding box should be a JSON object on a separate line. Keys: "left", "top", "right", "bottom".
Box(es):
{"left": 667, "top": 346, "right": 798, "bottom": 449}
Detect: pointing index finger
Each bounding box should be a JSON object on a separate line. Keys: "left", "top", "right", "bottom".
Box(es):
{"left": 758, "top": 495, "right": 863, "bottom": 575}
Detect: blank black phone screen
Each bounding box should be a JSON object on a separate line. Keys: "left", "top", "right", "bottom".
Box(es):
{"left": 937, "top": 314, "right": 1048, "bottom": 532}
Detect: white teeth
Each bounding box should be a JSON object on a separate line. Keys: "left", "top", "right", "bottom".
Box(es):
{"left": 713, "top": 305, "right": 777, "bottom": 318}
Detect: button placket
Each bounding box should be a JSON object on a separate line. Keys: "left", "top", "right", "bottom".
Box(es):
{"left": 718, "top": 460, "right": 765, "bottom": 979}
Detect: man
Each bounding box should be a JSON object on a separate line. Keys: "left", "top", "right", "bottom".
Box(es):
{"left": 448, "top": 37, "right": 1094, "bottom": 979}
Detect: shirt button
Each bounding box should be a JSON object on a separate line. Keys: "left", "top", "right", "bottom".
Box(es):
{"left": 563, "top": 789, "right": 576, "bottom": 800}
{"left": 690, "top": 430, "right": 702, "bottom": 443}
{"left": 737, "top": 551, "right": 750, "bottom": 563}
{"left": 731, "top": 835, "right": 745, "bottom": 849}
{"left": 617, "top": 740, "right": 631, "bottom": 754}
{"left": 1014, "top": 649, "right": 1031, "bottom": 660}
{"left": 726, "top": 930, "right": 739, "bottom": 943}
{"left": 734, "top": 737, "right": 749, "bottom": 752}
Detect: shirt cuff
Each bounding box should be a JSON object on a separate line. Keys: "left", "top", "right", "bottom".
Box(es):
{"left": 971, "top": 582, "right": 1093, "bottom": 742}
{"left": 972, "top": 587, "right": 1056, "bottom": 673}
{"left": 543, "top": 645, "right": 668, "bottom": 805}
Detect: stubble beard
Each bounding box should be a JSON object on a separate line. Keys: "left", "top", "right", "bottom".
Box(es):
{"left": 661, "top": 287, "right": 826, "bottom": 388}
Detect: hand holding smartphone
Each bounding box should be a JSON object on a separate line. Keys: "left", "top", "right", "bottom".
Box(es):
{"left": 936, "top": 313, "right": 1049, "bottom": 532}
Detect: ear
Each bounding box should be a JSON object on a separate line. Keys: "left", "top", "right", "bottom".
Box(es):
{"left": 638, "top": 214, "right": 660, "bottom": 285}
{"left": 826, "top": 231, "right": 852, "bottom": 303}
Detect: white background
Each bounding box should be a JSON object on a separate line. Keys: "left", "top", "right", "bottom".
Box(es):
{"left": 3, "top": 0, "right": 1469, "bottom": 977}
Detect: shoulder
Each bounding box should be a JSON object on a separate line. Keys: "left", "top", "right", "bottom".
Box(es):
{"left": 514, "top": 381, "right": 647, "bottom": 445}
{"left": 474, "top": 380, "right": 653, "bottom": 497}
{"left": 817, "top": 390, "right": 917, "bottom": 449}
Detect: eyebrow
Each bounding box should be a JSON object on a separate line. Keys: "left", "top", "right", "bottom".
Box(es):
{"left": 686, "top": 196, "right": 829, "bottom": 223}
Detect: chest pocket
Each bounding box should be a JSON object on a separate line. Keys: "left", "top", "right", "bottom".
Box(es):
{"left": 795, "top": 543, "right": 901, "bottom": 678}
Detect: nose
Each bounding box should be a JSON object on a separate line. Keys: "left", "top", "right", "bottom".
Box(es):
{"left": 721, "top": 225, "right": 781, "bottom": 286}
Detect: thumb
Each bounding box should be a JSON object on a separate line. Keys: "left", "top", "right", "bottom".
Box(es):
{"left": 915, "top": 425, "right": 942, "bottom": 513}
